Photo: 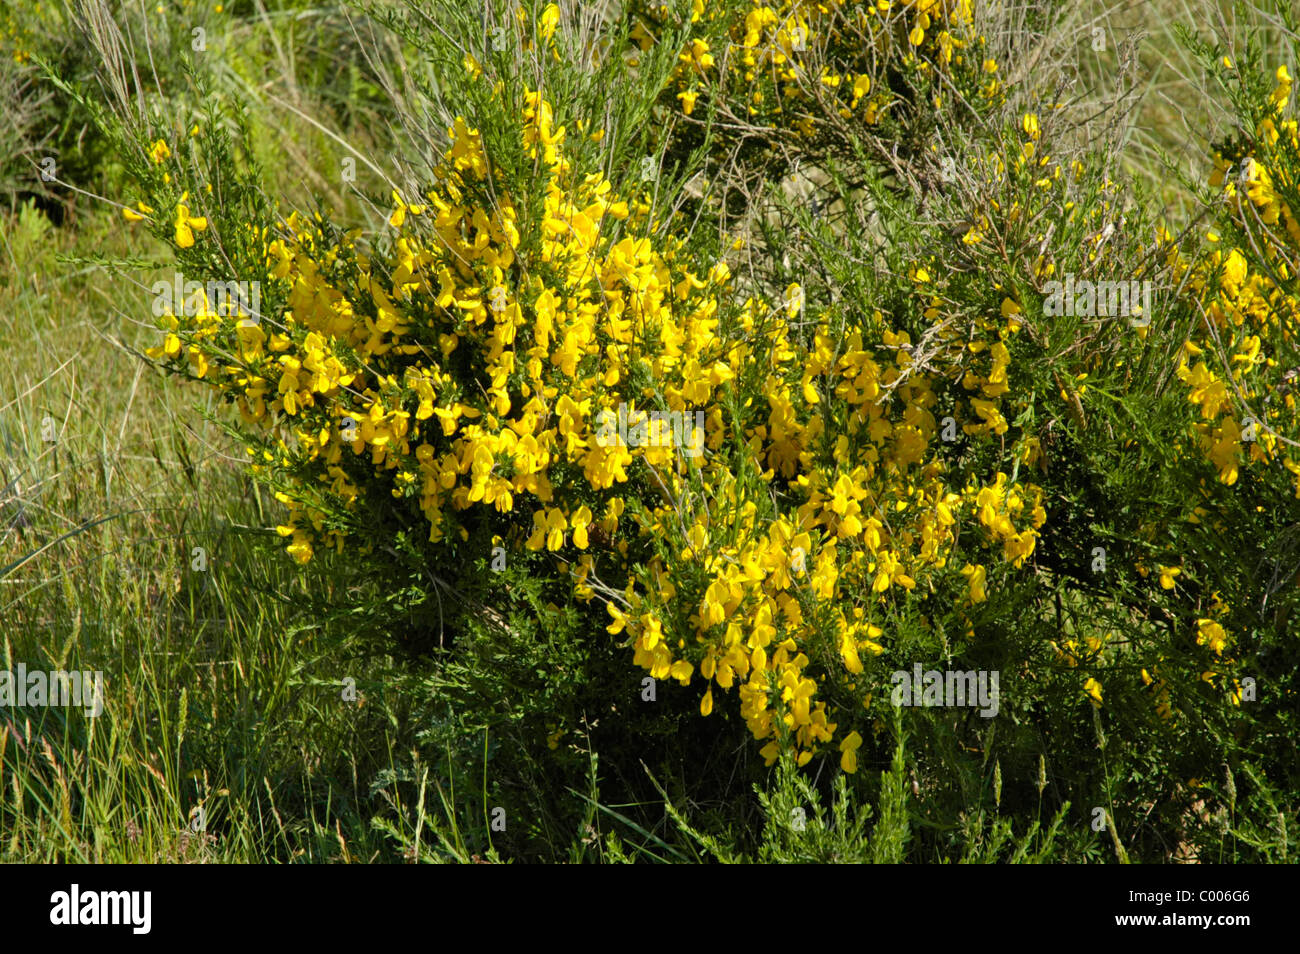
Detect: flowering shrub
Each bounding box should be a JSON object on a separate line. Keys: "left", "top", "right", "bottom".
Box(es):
{"left": 1178, "top": 63, "right": 1300, "bottom": 493}
{"left": 139, "top": 77, "right": 1057, "bottom": 771}
{"left": 65, "top": 0, "right": 1300, "bottom": 860}
{"left": 633, "top": 0, "right": 1002, "bottom": 133}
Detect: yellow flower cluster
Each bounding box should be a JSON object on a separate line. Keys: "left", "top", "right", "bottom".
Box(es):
{"left": 632, "top": 0, "right": 999, "bottom": 136}
{"left": 1170, "top": 65, "right": 1300, "bottom": 495}
{"left": 147, "top": 85, "right": 1053, "bottom": 771}
{"left": 600, "top": 287, "right": 1047, "bottom": 768}
{"left": 1089, "top": 65, "right": 1300, "bottom": 717}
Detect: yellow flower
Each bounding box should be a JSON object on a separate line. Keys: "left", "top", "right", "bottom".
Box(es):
{"left": 851, "top": 73, "right": 871, "bottom": 104}
{"left": 527, "top": 507, "right": 568, "bottom": 551}
{"left": 1196, "top": 618, "right": 1228, "bottom": 656}
{"left": 388, "top": 190, "right": 426, "bottom": 228}
{"left": 538, "top": 3, "right": 559, "bottom": 41}
{"left": 148, "top": 139, "right": 171, "bottom": 164}
{"left": 839, "top": 629, "right": 863, "bottom": 674}
{"left": 961, "top": 563, "right": 987, "bottom": 603}
{"left": 1083, "top": 677, "right": 1102, "bottom": 706}
{"left": 682, "top": 38, "right": 713, "bottom": 71}
{"left": 173, "top": 194, "right": 208, "bottom": 248}
{"left": 571, "top": 505, "right": 593, "bottom": 548}
{"left": 286, "top": 532, "right": 313, "bottom": 564}
{"left": 839, "top": 730, "right": 862, "bottom": 774}
{"left": 1157, "top": 565, "right": 1180, "bottom": 590}
{"left": 122, "top": 200, "right": 154, "bottom": 222}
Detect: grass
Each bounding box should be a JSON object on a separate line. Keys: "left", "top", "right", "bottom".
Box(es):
{"left": 0, "top": 0, "right": 464, "bottom": 863}
{"left": 0, "top": 165, "right": 427, "bottom": 863}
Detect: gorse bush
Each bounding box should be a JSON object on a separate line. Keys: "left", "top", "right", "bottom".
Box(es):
{"left": 639, "top": 0, "right": 1005, "bottom": 146}
{"left": 1186, "top": 59, "right": 1300, "bottom": 494}
{"left": 26, "top": 0, "right": 1299, "bottom": 861}
{"left": 634, "top": 0, "right": 1009, "bottom": 235}
{"left": 128, "top": 2, "right": 1055, "bottom": 774}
